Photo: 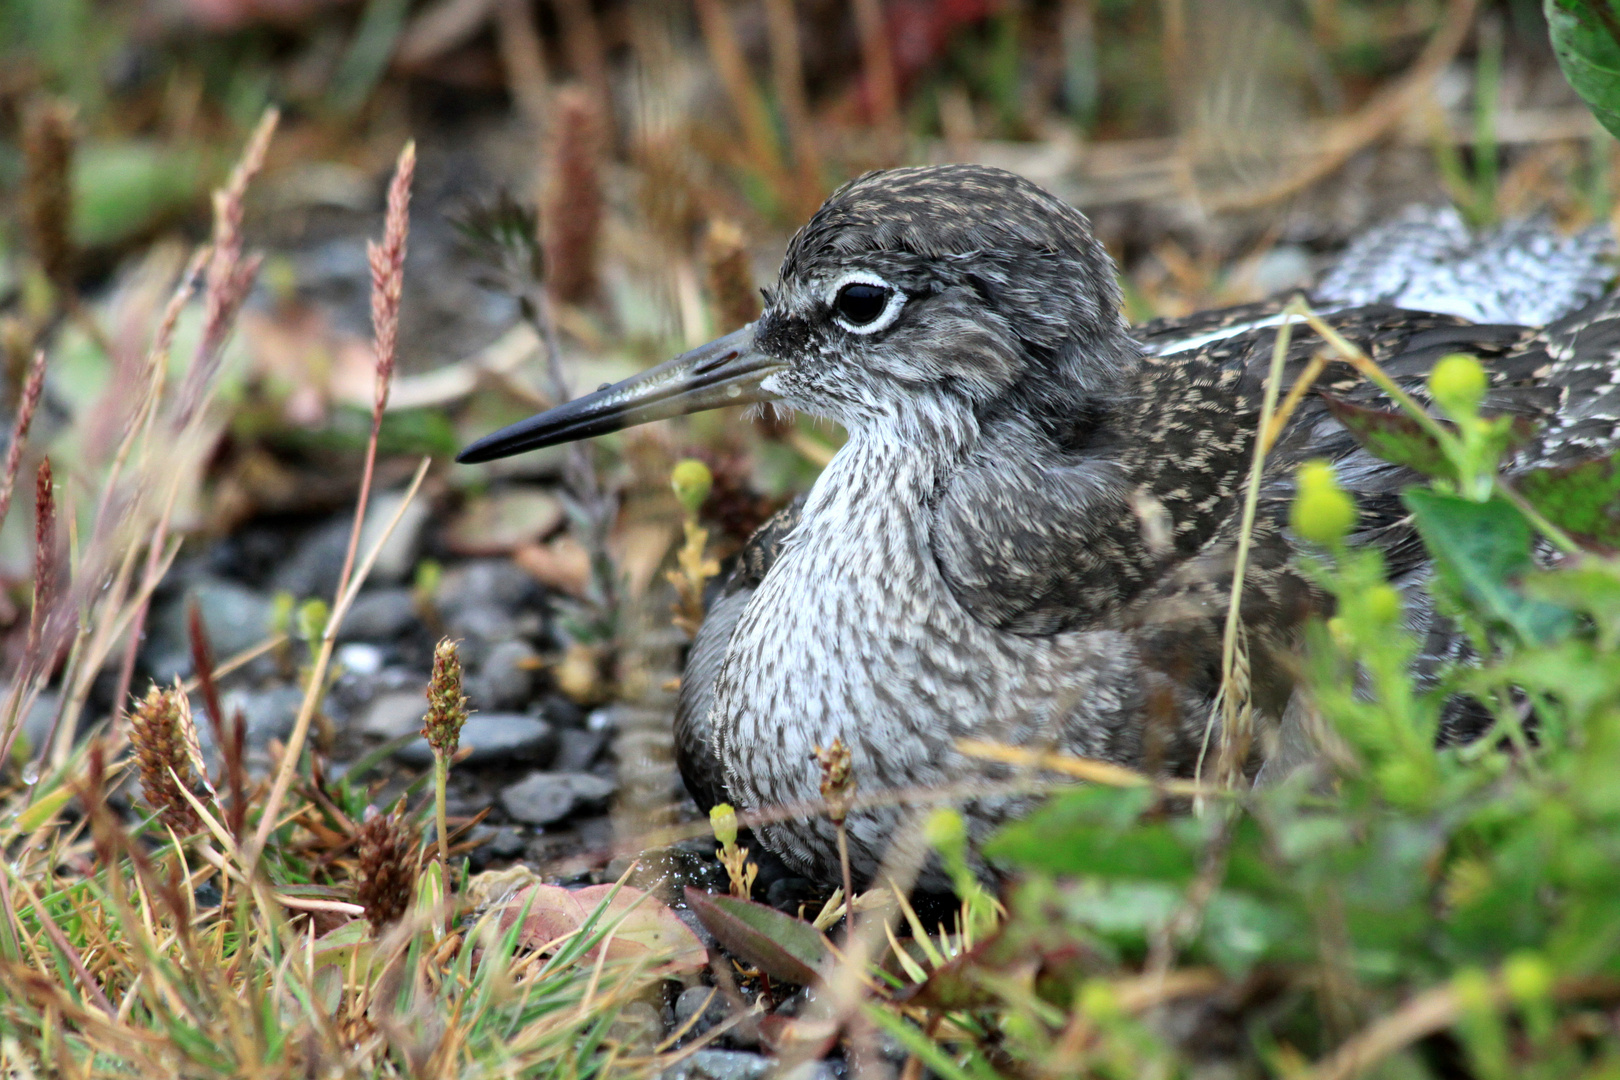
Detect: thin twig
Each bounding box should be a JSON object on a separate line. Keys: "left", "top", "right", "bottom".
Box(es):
{"left": 955, "top": 738, "right": 1221, "bottom": 799}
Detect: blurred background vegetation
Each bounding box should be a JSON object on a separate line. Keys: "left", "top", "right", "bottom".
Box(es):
{"left": 6, "top": 2, "right": 1620, "bottom": 1077}
{"left": 0, "top": 0, "right": 1610, "bottom": 592}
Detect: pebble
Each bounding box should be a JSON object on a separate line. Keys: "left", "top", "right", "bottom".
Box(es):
{"left": 336, "top": 642, "right": 385, "bottom": 676}
{"left": 436, "top": 559, "right": 543, "bottom": 617}
{"left": 357, "top": 690, "right": 427, "bottom": 740}
{"left": 272, "top": 519, "right": 351, "bottom": 600}
{"left": 358, "top": 489, "right": 431, "bottom": 584}
{"left": 148, "top": 577, "right": 275, "bottom": 680}
{"left": 551, "top": 727, "right": 606, "bottom": 772}
{"left": 540, "top": 694, "right": 585, "bottom": 729}
{"left": 659, "top": 1049, "right": 773, "bottom": 1080}
{"left": 2, "top": 691, "right": 60, "bottom": 758}
{"left": 338, "top": 588, "right": 419, "bottom": 640}
{"left": 499, "top": 770, "right": 617, "bottom": 825}
{"left": 443, "top": 607, "right": 538, "bottom": 669}
{"left": 468, "top": 639, "right": 539, "bottom": 711}
{"left": 394, "top": 713, "right": 556, "bottom": 768}
{"left": 608, "top": 1001, "right": 662, "bottom": 1056}
{"left": 674, "top": 986, "right": 730, "bottom": 1039}
{"left": 218, "top": 684, "right": 306, "bottom": 747}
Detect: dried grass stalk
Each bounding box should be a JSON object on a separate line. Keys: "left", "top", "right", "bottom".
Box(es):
{"left": 175, "top": 108, "right": 279, "bottom": 426}
{"left": 545, "top": 86, "right": 605, "bottom": 305}
{"left": 28, "top": 459, "right": 56, "bottom": 655}
{"left": 0, "top": 349, "right": 47, "bottom": 529}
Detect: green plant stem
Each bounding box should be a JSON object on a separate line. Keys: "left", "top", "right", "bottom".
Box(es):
{"left": 434, "top": 749, "right": 450, "bottom": 876}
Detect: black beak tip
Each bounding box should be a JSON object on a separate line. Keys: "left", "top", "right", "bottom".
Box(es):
{"left": 455, "top": 433, "right": 508, "bottom": 465}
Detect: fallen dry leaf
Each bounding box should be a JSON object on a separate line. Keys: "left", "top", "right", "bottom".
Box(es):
{"left": 496, "top": 882, "right": 708, "bottom": 976}
{"left": 445, "top": 488, "right": 564, "bottom": 555}
{"left": 514, "top": 536, "right": 592, "bottom": 596}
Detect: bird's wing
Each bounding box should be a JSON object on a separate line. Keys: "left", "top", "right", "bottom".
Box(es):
{"left": 674, "top": 496, "right": 805, "bottom": 812}
{"left": 932, "top": 302, "right": 1611, "bottom": 643}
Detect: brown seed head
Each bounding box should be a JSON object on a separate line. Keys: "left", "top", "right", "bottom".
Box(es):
{"left": 703, "top": 219, "right": 760, "bottom": 334}
{"left": 129, "top": 684, "right": 202, "bottom": 834}
{"left": 368, "top": 141, "right": 416, "bottom": 417}
{"left": 355, "top": 804, "right": 419, "bottom": 932}
{"left": 813, "top": 738, "right": 856, "bottom": 826}
{"left": 543, "top": 85, "right": 604, "bottom": 305}
{"left": 22, "top": 99, "right": 75, "bottom": 288}
{"left": 421, "top": 638, "right": 469, "bottom": 755}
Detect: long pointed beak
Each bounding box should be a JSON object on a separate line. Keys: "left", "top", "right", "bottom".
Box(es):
{"left": 456, "top": 325, "right": 783, "bottom": 464}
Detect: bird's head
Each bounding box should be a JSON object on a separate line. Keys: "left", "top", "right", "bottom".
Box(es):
{"left": 457, "top": 164, "right": 1134, "bottom": 464}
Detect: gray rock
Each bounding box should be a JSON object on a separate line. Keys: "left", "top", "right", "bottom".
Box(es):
{"left": 551, "top": 726, "right": 606, "bottom": 772}
{"left": 394, "top": 713, "right": 556, "bottom": 768}
{"left": 272, "top": 519, "right": 350, "bottom": 600}
{"left": 487, "top": 825, "right": 526, "bottom": 859}
{"left": 443, "top": 606, "right": 537, "bottom": 669}
{"left": 674, "top": 986, "right": 730, "bottom": 1036}
{"left": 335, "top": 642, "right": 385, "bottom": 676}
{"left": 468, "top": 639, "right": 539, "bottom": 711}
{"left": 357, "top": 690, "right": 427, "bottom": 740}
{"left": 219, "top": 684, "right": 306, "bottom": 747}
{"left": 436, "top": 559, "right": 541, "bottom": 617}
{"left": 607, "top": 1000, "right": 662, "bottom": 1055}
{"left": 660, "top": 1049, "right": 772, "bottom": 1080}
{"left": 147, "top": 578, "right": 277, "bottom": 681}
{"left": 499, "top": 770, "right": 617, "bottom": 825}
{"left": 358, "top": 489, "right": 431, "bottom": 584}
{"left": 339, "top": 589, "right": 418, "bottom": 641}
{"left": 4, "top": 691, "right": 60, "bottom": 757}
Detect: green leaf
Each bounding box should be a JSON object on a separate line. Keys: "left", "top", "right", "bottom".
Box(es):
{"left": 73, "top": 141, "right": 212, "bottom": 248}
{"left": 1547, "top": 0, "right": 1620, "bottom": 141}
{"left": 1321, "top": 393, "right": 1456, "bottom": 479}
{"left": 985, "top": 786, "right": 1195, "bottom": 881}
{"left": 1515, "top": 448, "right": 1620, "bottom": 551}
{"left": 1403, "top": 489, "right": 1575, "bottom": 644}
{"left": 683, "top": 888, "right": 831, "bottom": 985}
{"left": 1320, "top": 394, "right": 1534, "bottom": 480}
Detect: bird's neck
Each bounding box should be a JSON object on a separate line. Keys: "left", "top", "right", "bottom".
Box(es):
{"left": 803, "top": 406, "right": 977, "bottom": 523}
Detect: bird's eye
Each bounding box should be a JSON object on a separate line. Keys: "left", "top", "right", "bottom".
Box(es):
{"left": 835, "top": 280, "right": 901, "bottom": 329}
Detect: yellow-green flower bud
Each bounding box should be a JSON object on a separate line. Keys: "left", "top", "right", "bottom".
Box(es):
{"left": 296, "top": 598, "right": 330, "bottom": 643}
{"left": 1429, "top": 353, "right": 1488, "bottom": 417}
{"left": 924, "top": 806, "right": 968, "bottom": 856}
{"left": 671, "top": 459, "right": 713, "bottom": 517}
{"left": 1363, "top": 584, "right": 1403, "bottom": 626}
{"left": 1078, "top": 979, "right": 1121, "bottom": 1020}
{"left": 1291, "top": 460, "right": 1356, "bottom": 546}
{"left": 1503, "top": 952, "right": 1552, "bottom": 1004}
{"left": 709, "top": 802, "right": 739, "bottom": 850}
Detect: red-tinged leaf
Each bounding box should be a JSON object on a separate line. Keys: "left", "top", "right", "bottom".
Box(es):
{"left": 1513, "top": 447, "right": 1620, "bottom": 553}
{"left": 1320, "top": 393, "right": 1456, "bottom": 478}
{"left": 498, "top": 883, "right": 708, "bottom": 975}
{"left": 684, "top": 887, "right": 831, "bottom": 986}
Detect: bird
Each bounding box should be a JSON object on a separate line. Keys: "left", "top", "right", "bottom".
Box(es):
{"left": 458, "top": 164, "right": 1620, "bottom": 889}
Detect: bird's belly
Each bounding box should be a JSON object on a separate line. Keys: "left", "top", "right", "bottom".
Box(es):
{"left": 706, "top": 525, "right": 1136, "bottom": 884}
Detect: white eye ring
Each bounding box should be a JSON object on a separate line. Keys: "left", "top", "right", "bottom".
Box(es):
{"left": 827, "top": 271, "right": 907, "bottom": 335}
